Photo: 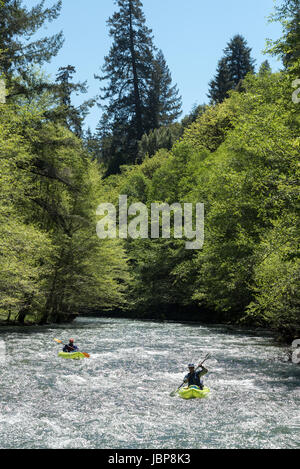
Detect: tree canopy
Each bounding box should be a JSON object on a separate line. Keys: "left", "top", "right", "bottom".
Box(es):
{"left": 0, "top": 0, "right": 298, "bottom": 342}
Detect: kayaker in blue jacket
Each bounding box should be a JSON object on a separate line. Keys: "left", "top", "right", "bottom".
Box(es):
{"left": 63, "top": 338, "right": 79, "bottom": 353}
{"left": 184, "top": 363, "right": 208, "bottom": 390}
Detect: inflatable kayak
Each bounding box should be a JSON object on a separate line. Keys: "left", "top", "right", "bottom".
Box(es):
{"left": 177, "top": 385, "right": 210, "bottom": 399}
{"left": 58, "top": 351, "right": 87, "bottom": 360}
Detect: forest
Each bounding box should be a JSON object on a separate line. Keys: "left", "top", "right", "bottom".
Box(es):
{"left": 0, "top": 0, "right": 299, "bottom": 343}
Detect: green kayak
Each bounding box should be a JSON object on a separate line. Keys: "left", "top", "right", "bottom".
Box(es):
{"left": 177, "top": 385, "right": 210, "bottom": 399}
{"left": 58, "top": 351, "right": 87, "bottom": 360}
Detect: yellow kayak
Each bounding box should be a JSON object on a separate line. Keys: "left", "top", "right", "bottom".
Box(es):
{"left": 58, "top": 351, "right": 87, "bottom": 360}
{"left": 177, "top": 385, "right": 210, "bottom": 399}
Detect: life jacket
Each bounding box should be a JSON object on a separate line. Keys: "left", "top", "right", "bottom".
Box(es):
{"left": 63, "top": 344, "right": 78, "bottom": 352}
{"left": 186, "top": 371, "right": 203, "bottom": 389}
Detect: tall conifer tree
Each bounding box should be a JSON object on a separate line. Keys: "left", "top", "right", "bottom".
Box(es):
{"left": 0, "top": 0, "right": 63, "bottom": 77}
{"left": 146, "top": 50, "right": 182, "bottom": 130}
{"left": 258, "top": 60, "right": 272, "bottom": 76}
{"left": 96, "top": 0, "right": 181, "bottom": 173}
{"left": 55, "top": 65, "right": 94, "bottom": 137}
{"left": 96, "top": 0, "right": 154, "bottom": 161}
{"left": 208, "top": 35, "right": 255, "bottom": 104}
{"left": 207, "top": 58, "right": 233, "bottom": 104}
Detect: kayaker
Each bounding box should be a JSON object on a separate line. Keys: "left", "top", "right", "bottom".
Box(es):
{"left": 184, "top": 363, "right": 208, "bottom": 390}
{"left": 63, "top": 338, "right": 79, "bottom": 353}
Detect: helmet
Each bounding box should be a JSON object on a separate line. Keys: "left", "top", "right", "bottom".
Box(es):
{"left": 188, "top": 363, "right": 195, "bottom": 368}
{"left": 69, "top": 338, "right": 74, "bottom": 343}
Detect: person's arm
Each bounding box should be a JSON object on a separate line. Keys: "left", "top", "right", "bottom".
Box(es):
{"left": 197, "top": 366, "right": 208, "bottom": 377}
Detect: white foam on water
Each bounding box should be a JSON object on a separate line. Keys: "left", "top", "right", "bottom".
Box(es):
{"left": 0, "top": 317, "right": 299, "bottom": 449}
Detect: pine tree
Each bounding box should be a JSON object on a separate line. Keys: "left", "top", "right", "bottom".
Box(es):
{"left": 0, "top": 0, "right": 63, "bottom": 77}
{"left": 208, "top": 35, "right": 255, "bottom": 104}
{"left": 55, "top": 65, "right": 94, "bottom": 137}
{"left": 83, "top": 128, "right": 102, "bottom": 162}
{"left": 96, "top": 0, "right": 155, "bottom": 158}
{"left": 224, "top": 35, "right": 255, "bottom": 84}
{"left": 137, "top": 124, "right": 182, "bottom": 160}
{"left": 146, "top": 50, "right": 182, "bottom": 130}
{"left": 207, "top": 58, "right": 233, "bottom": 104}
{"left": 96, "top": 0, "right": 181, "bottom": 173}
{"left": 258, "top": 60, "right": 272, "bottom": 76}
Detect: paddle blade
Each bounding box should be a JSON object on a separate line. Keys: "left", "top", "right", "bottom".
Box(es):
{"left": 82, "top": 352, "right": 90, "bottom": 358}
{"left": 169, "top": 390, "right": 177, "bottom": 397}
{"left": 54, "top": 338, "right": 63, "bottom": 344}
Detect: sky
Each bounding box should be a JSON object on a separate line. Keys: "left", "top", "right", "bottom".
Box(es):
{"left": 25, "top": 0, "right": 284, "bottom": 131}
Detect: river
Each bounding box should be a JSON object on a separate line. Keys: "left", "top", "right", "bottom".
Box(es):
{"left": 0, "top": 317, "right": 299, "bottom": 449}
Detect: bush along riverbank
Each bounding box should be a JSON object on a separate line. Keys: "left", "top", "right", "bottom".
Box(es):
{"left": 0, "top": 1, "right": 299, "bottom": 342}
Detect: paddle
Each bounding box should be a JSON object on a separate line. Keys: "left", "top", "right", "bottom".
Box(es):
{"left": 53, "top": 338, "right": 90, "bottom": 358}
{"left": 169, "top": 353, "right": 211, "bottom": 397}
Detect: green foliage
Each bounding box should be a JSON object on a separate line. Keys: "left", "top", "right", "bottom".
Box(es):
{"left": 137, "top": 124, "right": 182, "bottom": 160}
{"left": 0, "top": 94, "right": 130, "bottom": 325}
{"left": 258, "top": 60, "right": 272, "bottom": 76}
{"left": 0, "top": 0, "right": 299, "bottom": 342}
{"left": 108, "top": 64, "right": 300, "bottom": 340}
{"left": 182, "top": 99, "right": 235, "bottom": 152}
{"left": 265, "top": 0, "right": 300, "bottom": 73}
{"left": 191, "top": 71, "right": 299, "bottom": 328}
{"left": 245, "top": 219, "right": 299, "bottom": 341}
{"left": 181, "top": 104, "right": 207, "bottom": 128}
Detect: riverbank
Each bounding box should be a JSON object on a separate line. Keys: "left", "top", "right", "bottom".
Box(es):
{"left": 0, "top": 312, "right": 78, "bottom": 328}
{"left": 1, "top": 305, "right": 298, "bottom": 348}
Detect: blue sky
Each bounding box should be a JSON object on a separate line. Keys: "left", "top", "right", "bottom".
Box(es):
{"left": 26, "top": 0, "right": 284, "bottom": 131}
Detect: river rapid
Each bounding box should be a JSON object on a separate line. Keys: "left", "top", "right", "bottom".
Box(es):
{"left": 0, "top": 317, "right": 299, "bottom": 449}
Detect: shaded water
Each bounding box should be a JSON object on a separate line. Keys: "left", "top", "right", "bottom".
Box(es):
{"left": 0, "top": 317, "right": 299, "bottom": 449}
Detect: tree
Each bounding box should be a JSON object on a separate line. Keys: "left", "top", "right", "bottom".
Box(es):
{"left": 55, "top": 65, "right": 94, "bottom": 137}
{"left": 146, "top": 50, "right": 182, "bottom": 130}
{"left": 207, "top": 58, "right": 233, "bottom": 104}
{"left": 0, "top": 78, "right": 130, "bottom": 325}
{"left": 208, "top": 35, "right": 255, "bottom": 103}
{"left": 107, "top": 63, "right": 300, "bottom": 341}
{"left": 96, "top": 0, "right": 155, "bottom": 165}
{"left": 0, "top": 0, "right": 63, "bottom": 77}
{"left": 258, "top": 60, "right": 272, "bottom": 76}
{"left": 83, "top": 127, "right": 102, "bottom": 162}
{"left": 181, "top": 104, "right": 207, "bottom": 128}
{"left": 96, "top": 0, "right": 181, "bottom": 173}
{"left": 266, "top": 0, "right": 300, "bottom": 72}
{"left": 137, "top": 124, "right": 182, "bottom": 160}
{"left": 224, "top": 35, "right": 255, "bottom": 84}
